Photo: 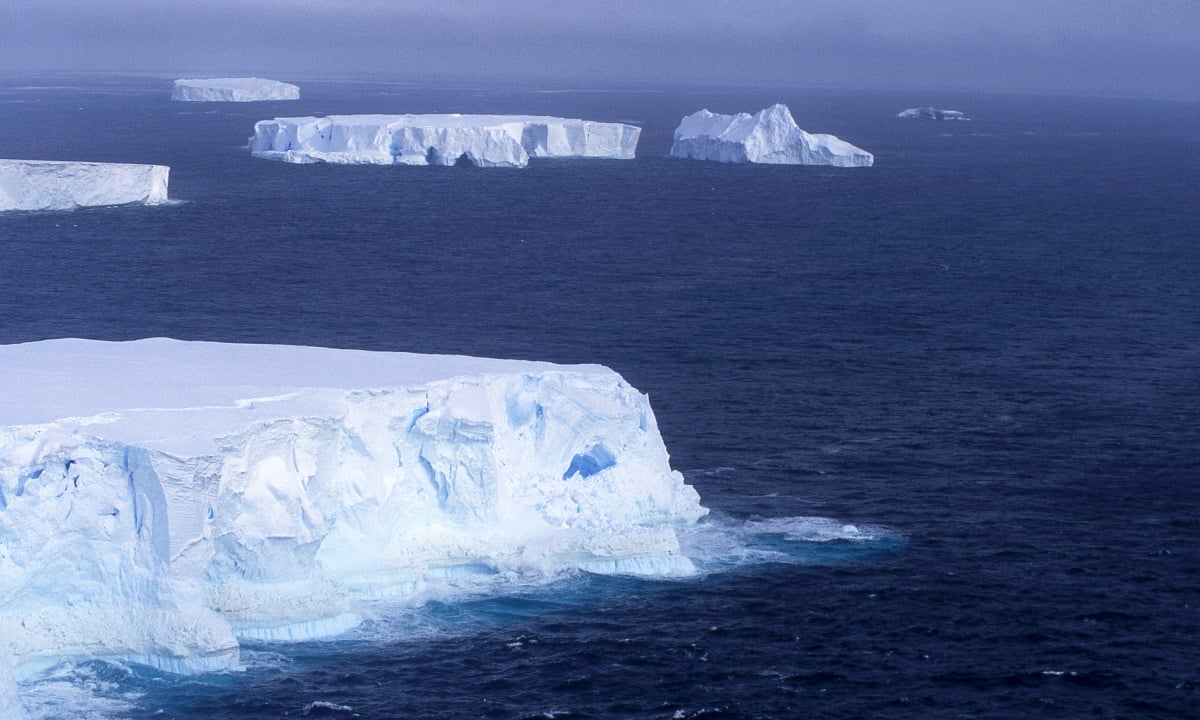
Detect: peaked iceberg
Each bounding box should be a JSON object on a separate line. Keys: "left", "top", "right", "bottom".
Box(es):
{"left": 250, "top": 114, "right": 641, "bottom": 168}
{"left": 0, "top": 339, "right": 706, "bottom": 689}
{"left": 172, "top": 78, "right": 300, "bottom": 102}
{"left": 0, "top": 159, "right": 169, "bottom": 212}
{"left": 670, "top": 103, "right": 873, "bottom": 167}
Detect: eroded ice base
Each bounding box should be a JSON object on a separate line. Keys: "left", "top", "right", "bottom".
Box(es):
{"left": 0, "top": 160, "right": 169, "bottom": 212}
{"left": 0, "top": 338, "right": 706, "bottom": 700}
{"left": 250, "top": 114, "right": 641, "bottom": 168}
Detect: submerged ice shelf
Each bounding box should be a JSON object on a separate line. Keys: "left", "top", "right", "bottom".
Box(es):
{"left": 0, "top": 159, "right": 169, "bottom": 212}
{"left": 249, "top": 114, "right": 641, "bottom": 167}
{"left": 0, "top": 338, "right": 706, "bottom": 694}
{"left": 670, "top": 103, "right": 873, "bottom": 167}
{"left": 171, "top": 77, "right": 299, "bottom": 102}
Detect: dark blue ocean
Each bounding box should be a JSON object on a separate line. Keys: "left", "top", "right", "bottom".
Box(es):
{"left": 1, "top": 75, "right": 1198, "bottom": 719}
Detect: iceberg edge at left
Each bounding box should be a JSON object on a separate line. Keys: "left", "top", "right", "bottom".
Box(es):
{"left": 0, "top": 160, "right": 169, "bottom": 212}
{"left": 0, "top": 339, "right": 707, "bottom": 694}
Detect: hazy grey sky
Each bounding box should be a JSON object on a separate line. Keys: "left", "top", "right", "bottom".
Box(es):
{"left": 2, "top": 0, "right": 1197, "bottom": 99}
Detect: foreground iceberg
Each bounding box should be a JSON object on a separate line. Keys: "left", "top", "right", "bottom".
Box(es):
{"left": 0, "top": 160, "right": 169, "bottom": 212}
{"left": 171, "top": 77, "right": 299, "bottom": 102}
{"left": 0, "top": 338, "right": 706, "bottom": 697}
{"left": 670, "top": 104, "right": 872, "bottom": 167}
{"left": 250, "top": 114, "right": 641, "bottom": 168}
{"left": 897, "top": 107, "right": 968, "bottom": 121}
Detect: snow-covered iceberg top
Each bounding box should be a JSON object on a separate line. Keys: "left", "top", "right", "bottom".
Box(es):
{"left": 0, "top": 339, "right": 706, "bottom": 691}
{"left": 897, "top": 107, "right": 968, "bottom": 121}
{"left": 0, "top": 159, "right": 169, "bottom": 212}
{"left": 172, "top": 77, "right": 299, "bottom": 102}
{"left": 250, "top": 113, "right": 641, "bottom": 168}
{"left": 670, "top": 103, "right": 873, "bottom": 167}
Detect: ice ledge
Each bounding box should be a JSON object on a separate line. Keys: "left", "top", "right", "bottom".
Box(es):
{"left": 0, "top": 159, "right": 169, "bottom": 212}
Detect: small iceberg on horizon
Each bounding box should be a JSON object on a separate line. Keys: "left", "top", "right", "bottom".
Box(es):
{"left": 171, "top": 77, "right": 300, "bottom": 102}
{"left": 897, "top": 107, "right": 969, "bottom": 121}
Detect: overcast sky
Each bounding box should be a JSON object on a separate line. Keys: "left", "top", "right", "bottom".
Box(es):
{"left": 2, "top": 0, "right": 1197, "bottom": 100}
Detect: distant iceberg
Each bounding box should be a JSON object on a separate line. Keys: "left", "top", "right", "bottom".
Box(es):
{"left": 897, "top": 107, "right": 968, "bottom": 121}
{"left": 670, "top": 104, "right": 873, "bottom": 167}
{"left": 172, "top": 77, "right": 299, "bottom": 102}
{"left": 0, "top": 338, "right": 706, "bottom": 698}
{"left": 0, "top": 159, "right": 169, "bottom": 212}
{"left": 249, "top": 114, "right": 641, "bottom": 168}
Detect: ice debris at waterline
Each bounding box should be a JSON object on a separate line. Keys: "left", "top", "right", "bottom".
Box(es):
{"left": 171, "top": 77, "right": 299, "bottom": 102}
{"left": 897, "top": 107, "right": 969, "bottom": 121}
{"left": 0, "top": 159, "right": 169, "bottom": 212}
{"left": 670, "top": 103, "right": 873, "bottom": 167}
{"left": 0, "top": 339, "right": 706, "bottom": 681}
{"left": 249, "top": 114, "right": 641, "bottom": 168}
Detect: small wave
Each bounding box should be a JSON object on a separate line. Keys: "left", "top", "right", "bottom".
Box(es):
{"left": 302, "top": 699, "right": 354, "bottom": 715}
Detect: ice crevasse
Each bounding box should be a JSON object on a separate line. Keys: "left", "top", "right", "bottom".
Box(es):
{"left": 0, "top": 338, "right": 707, "bottom": 687}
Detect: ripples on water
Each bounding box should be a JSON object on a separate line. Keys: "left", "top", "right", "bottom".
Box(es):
{"left": 1, "top": 77, "right": 1198, "bottom": 718}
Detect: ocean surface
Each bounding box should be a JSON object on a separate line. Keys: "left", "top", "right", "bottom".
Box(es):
{"left": 1, "top": 75, "right": 1198, "bottom": 719}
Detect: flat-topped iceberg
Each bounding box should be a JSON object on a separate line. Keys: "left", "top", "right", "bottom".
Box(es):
{"left": 172, "top": 77, "right": 299, "bottom": 102}
{"left": 897, "top": 107, "right": 968, "bottom": 121}
{"left": 0, "top": 338, "right": 706, "bottom": 698}
{"left": 250, "top": 114, "right": 641, "bottom": 168}
{"left": 670, "top": 104, "right": 873, "bottom": 167}
{"left": 0, "top": 159, "right": 169, "bottom": 212}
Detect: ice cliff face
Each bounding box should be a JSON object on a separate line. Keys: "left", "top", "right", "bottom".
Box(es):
{"left": 249, "top": 114, "right": 641, "bottom": 168}
{"left": 0, "top": 160, "right": 169, "bottom": 212}
{"left": 172, "top": 78, "right": 300, "bottom": 102}
{"left": 897, "top": 107, "right": 968, "bottom": 121}
{"left": 670, "top": 104, "right": 873, "bottom": 167}
{"left": 0, "top": 339, "right": 706, "bottom": 689}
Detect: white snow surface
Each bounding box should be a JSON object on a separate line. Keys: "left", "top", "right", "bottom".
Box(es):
{"left": 172, "top": 78, "right": 299, "bottom": 102}
{"left": 0, "top": 659, "right": 19, "bottom": 720}
{"left": 249, "top": 113, "right": 641, "bottom": 168}
{"left": 0, "top": 338, "right": 706, "bottom": 687}
{"left": 670, "top": 103, "right": 873, "bottom": 167}
{"left": 0, "top": 160, "right": 169, "bottom": 212}
{"left": 897, "top": 107, "right": 968, "bottom": 121}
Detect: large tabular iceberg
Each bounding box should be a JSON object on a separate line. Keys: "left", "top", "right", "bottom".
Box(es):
{"left": 250, "top": 114, "right": 641, "bottom": 168}
{"left": 172, "top": 77, "right": 299, "bottom": 102}
{"left": 0, "top": 159, "right": 169, "bottom": 212}
{"left": 0, "top": 338, "right": 706, "bottom": 702}
{"left": 897, "top": 107, "right": 968, "bottom": 121}
{"left": 670, "top": 103, "right": 873, "bottom": 167}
